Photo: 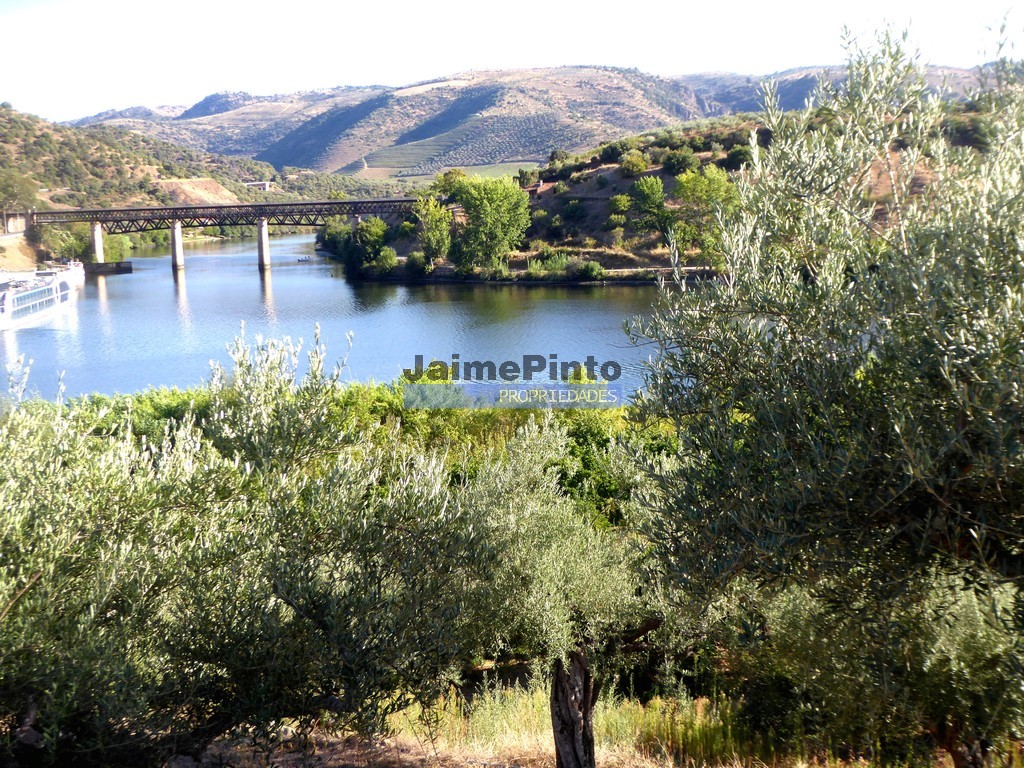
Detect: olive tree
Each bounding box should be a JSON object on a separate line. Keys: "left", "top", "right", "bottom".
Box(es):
{"left": 0, "top": 395, "right": 254, "bottom": 765}
{"left": 467, "top": 418, "right": 655, "bottom": 768}
{"left": 630, "top": 33, "right": 1024, "bottom": 766}
{"left": 172, "top": 334, "right": 498, "bottom": 741}
{"left": 0, "top": 337, "right": 495, "bottom": 765}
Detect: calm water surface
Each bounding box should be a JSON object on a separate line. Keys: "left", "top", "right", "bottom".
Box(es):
{"left": 1, "top": 235, "right": 660, "bottom": 400}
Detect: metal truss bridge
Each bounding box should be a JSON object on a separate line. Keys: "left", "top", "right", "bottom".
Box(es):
{"left": 25, "top": 198, "right": 419, "bottom": 269}
{"left": 29, "top": 199, "right": 417, "bottom": 234}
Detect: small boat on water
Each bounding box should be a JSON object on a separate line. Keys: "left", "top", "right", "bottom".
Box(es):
{"left": 0, "top": 266, "right": 80, "bottom": 331}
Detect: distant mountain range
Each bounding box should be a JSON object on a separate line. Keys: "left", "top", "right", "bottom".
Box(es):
{"left": 70, "top": 64, "right": 982, "bottom": 179}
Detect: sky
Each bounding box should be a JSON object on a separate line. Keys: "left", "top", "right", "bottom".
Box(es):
{"left": 1, "top": 0, "right": 1020, "bottom": 122}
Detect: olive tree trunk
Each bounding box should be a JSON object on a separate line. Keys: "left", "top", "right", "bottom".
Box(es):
{"left": 932, "top": 725, "right": 990, "bottom": 768}
{"left": 550, "top": 650, "right": 600, "bottom": 768}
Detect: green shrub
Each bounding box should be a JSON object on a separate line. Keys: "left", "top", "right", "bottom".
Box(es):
{"left": 562, "top": 199, "right": 587, "bottom": 222}
{"left": 525, "top": 259, "right": 547, "bottom": 280}
{"left": 535, "top": 243, "right": 557, "bottom": 261}
{"left": 600, "top": 139, "right": 636, "bottom": 163}
{"left": 486, "top": 262, "right": 511, "bottom": 280}
{"left": 663, "top": 147, "right": 699, "bottom": 175}
{"left": 570, "top": 260, "right": 606, "bottom": 281}
{"left": 372, "top": 245, "right": 398, "bottom": 273}
{"left": 619, "top": 151, "right": 647, "bottom": 177}
{"left": 406, "top": 250, "right": 429, "bottom": 277}
{"left": 720, "top": 144, "right": 753, "bottom": 170}
{"left": 608, "top": 194, "right": 631, "bottom": 214}
{"left": 547, "top": 214, "right": 565, "bottom": 240}
{"left": 542, "top": 250, "right": 570, "bottom": 273}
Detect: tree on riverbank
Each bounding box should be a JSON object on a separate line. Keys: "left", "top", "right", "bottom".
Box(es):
{"left": 672, "top": 164, "right": 738, "bottom": 262}
{"left": 448, "top": 177, "right": 530, "bottom": 271}
{"left": 315, "top": 214, "right": 398, "bottom": 277}
{"left": 413, "top": 196, "right": 452, "bottom": 265}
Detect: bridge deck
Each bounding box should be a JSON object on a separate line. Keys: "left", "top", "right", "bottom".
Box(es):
{"left": 28, "top": 198, "right": 420, "bottom": 235}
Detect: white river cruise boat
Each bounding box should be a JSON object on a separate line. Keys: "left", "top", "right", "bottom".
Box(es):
{"left": 0, "top": 266, "right": 80, "bottom": 331}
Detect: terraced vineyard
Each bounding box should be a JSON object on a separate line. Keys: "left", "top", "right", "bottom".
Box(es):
{"left": 364, "top": 113, "right": 589, "bottom": 176}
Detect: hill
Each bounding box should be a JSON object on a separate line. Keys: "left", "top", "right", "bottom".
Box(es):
{"left": 0, "top": 103, "right": 418, "bottom": 213}
{"left": 71, "top": 86, "right": 390, "bottom": 157}
{"left": 0, "top": 103, "right": 279, "bottom": 209}
{"left": 256, "top": 68, "right": 705, "bottom": 176}
{"left": 679, "top": 64, "right": 980, "bottom": 113}
{"left": 72, "top": 67, "right": 708, "bottom": 177}
{"left": 67, "top": 64, "right": 984, "bottom": 181}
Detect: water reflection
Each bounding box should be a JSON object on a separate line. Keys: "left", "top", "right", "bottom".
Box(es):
{"left": 174, "top": 270, "right": 192, "bottom": 330}
{"left": 350, "top": 282, "right": 401, "bottom": 312}
{"left": 259, "top": 270, "right": 276, "bottom": 324}
{"left": 95, "top": 275, "right": 108, "bottom": 313}
{"left": 3, "top": 329, "right": 19, "bottom": 371}
{"left": 0, "top": 235, "right": 658, "bottom": 399}
{"left": 93, "top": 275, "right": 113, "bottom": 340}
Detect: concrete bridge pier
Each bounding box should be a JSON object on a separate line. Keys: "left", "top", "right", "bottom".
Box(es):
{"left": 3, "top": 213, "right": 27, "bottom": 234}
{"left": 170, "top": 220, "right": 184, "bottom": 270}
{"left": 91, "top": 222, "right": 105, "bottom": 263}
{"left": 257, "top": 217, "right": 271, "bottom": 271}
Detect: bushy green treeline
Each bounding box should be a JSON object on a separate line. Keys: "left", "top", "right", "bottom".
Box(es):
{"left": 2, "top": 333, "right": 1021, "bottom": 767}
{"left": 316, "top": 175, "right": 531, "bottom": 279}
{"left": 0, "top": 336, "right": 649, "bottom": 767}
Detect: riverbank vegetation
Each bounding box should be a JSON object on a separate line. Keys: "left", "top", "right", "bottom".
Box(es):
{"left": 4, "top": 32, "right": 1024, "bottom": 768}
{"left": 311, "top": 108, "right": 763, "bottom": 282}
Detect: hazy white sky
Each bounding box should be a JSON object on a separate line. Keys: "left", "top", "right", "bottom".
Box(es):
{"left": 2, "top": 0, "right": 1019, "bottom": 122}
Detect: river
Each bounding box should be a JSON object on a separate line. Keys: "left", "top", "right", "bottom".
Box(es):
{"left": 1, "top": 234, "right": 662, "bottom": 401}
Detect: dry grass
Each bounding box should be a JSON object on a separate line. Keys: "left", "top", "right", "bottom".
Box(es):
{"left": 0, "top": 234, "right": 39, "bottom": 271}
{"left": 201, "top": 682, "right": 1003, "bottom": 768}
{"left": 153, "top": 177, "right": 240, "bottom": 205}
{"left": 388, "top": 680, "right": 770, "bottom": 768}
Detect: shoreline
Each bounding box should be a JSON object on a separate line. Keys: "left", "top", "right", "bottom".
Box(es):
{"left": 314, "top": 250, "right": 714, "bottom": 287}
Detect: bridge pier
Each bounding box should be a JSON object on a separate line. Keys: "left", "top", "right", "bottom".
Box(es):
{"left": 257, "top": 217, "right": 270, "bottom": 271}
{"left": 91, "top": 222, "right": 105, "bottom": 263}
{"left": 170, "top": 220, "right": 184, "bottom": 270}
{"left": 3, "top": 213, "right": 27, "bottom": 234}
